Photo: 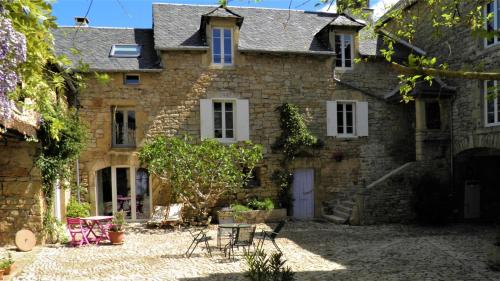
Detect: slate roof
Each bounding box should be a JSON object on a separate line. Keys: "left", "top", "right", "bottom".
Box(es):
{"left": 152, "top": 4, "right": 365, "bottom": 55}
{"left": 52, "top": 27, "right": 161, "bottom": 72}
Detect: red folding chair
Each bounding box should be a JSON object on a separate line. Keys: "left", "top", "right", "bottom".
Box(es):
{"left": 67, "top": 218, "right": 90, "bottom": 247}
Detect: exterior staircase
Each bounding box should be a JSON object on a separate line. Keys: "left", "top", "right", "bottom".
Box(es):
{"left": 322, "top": 193, "right": 356, "bottom": 224}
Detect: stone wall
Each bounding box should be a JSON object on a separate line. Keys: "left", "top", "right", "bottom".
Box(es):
{"left": 385, "top": 1, "right": 500, "bottom": 156}
{"left": 77, "top": 51, "right": 414, "bottom": 217}
{"left": 0, "top": 137, "right": 44, "bottom": 246}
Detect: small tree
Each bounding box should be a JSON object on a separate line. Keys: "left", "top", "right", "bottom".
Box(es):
{"left": 139, "top": 136, "right": 263, "bottom": 220}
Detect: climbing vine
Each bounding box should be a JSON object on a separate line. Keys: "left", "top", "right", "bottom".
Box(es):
{"left": 271, "top": 103, "right": 323, "bottom": 214}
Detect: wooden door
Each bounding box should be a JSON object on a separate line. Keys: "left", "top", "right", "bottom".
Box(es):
{"left": 292, "top": 169, "right": 315, "bottom": 219}
{"left": 464, "top": 180, "right": 480, "bottom": 219}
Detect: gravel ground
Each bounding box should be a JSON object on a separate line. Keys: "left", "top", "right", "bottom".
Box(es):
{"left": 3, "top": 221, "right": 500, "bottom": 281}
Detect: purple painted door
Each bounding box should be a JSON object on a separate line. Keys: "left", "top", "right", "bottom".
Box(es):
{"left": 292, "top": 169, "right": 315, "bottom": 219}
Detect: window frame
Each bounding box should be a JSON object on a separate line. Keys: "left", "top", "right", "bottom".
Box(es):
{"left": 110, "top": 44, "right": 142, "bottom": 58}
{"left": 335, "top": 33, "right": 354, "bottom": 69}
{"left": 112, "top": 107, "right": 137, "bottom": 148}
{"left": 484, "top": 0, "right": 500, "bottom": 48}
{"left": 212, "top": 100, "right": 236, "bottom": 142}
{"left": 484, "top": 80, "right": 500, "bottom": 127}
{"left": 336, "top": 101, "right": 356, "bottom": 138}
{"left": 211, "top": 27, "right": 234, "bottom": 66}
{"left": 123, "top": 74, "right": 140, "bottom": 85}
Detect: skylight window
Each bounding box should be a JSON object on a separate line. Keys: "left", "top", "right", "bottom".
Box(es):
{"left": 110, "top": 44, "right": 141, "bottom": 58}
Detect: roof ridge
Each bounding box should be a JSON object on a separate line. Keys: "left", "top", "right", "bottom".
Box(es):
{"left": 152, "top": 2, "right": 327, "bottom": 13}
{"left": 57, "top": 26, "right": 153, "bottom": 30}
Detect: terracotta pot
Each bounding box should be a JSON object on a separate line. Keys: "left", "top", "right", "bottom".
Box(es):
{"left": 4, "top": 263, "right": 15, "bottom": 275}
{"left": 109, "top": 231, "right": 125, "bottom": 245}
{"left": 0, "top": 269, "right": 5, "bottom": 280}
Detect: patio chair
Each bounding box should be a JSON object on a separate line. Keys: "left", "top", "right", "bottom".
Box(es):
{"left": 224, "top": 226, "right": 256, "bottom": 261}
{"left": 67, "top": 218, "right": 90, "bottom": 247}
{"left": 185, "top": 216, "right": 212, "bottom": 258}
{"left": 163, "top": 203, "right": 184, "bottom": 228}
{"left": 255, "top": 220, "right": 286, "bottom": 254}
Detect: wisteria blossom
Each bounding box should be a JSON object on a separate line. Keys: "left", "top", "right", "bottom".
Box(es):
{"left": 0, "top": 16, "right": 27, "bottom": 117}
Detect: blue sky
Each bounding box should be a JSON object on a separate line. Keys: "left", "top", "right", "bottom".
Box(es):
{"left": 53, "top": 0, "right": 391, "bottom": 28}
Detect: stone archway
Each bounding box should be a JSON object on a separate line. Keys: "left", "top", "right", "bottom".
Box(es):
{"left": 453, "top": 148, "right": 500, "bottom": 221}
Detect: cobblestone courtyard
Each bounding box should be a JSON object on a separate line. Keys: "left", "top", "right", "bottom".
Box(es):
{"left": 4, "top": 221, "right": 500, "bottom": 281}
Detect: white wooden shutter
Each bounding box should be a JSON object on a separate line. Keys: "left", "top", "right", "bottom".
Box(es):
{"left": 200, "top": 99, "right": 214, "bottom": 139}
{"left": 356, "top": 101, "right": 369, "bottom": 137}
{"left": 236, "top": 99, "right": 250, "bottom": 141}
{"left": 326, "top": 101, "right": 338, "bottom": 136}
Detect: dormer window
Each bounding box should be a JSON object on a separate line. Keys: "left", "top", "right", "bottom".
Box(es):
{"left": 110, "top": 44, "right": 141, "bottom": 58}
{"left": 335, "top": 34, "right": 353, "bottom": 69}
{"left": 212, "top": 28, "right": 233, "bottom": 65}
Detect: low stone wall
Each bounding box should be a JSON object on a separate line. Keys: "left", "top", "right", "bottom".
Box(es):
{"left": 217, "top": 209, "right": 287, "bottom": 224}
{"left": 0, "top": 138, "right": 44, "bottom": 246}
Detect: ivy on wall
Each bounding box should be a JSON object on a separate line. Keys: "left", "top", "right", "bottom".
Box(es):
{"left": 271, "top": 103, "right": 323, "bottom": 214}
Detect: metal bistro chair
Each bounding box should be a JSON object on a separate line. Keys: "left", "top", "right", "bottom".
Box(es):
{"left": 224, "top": 225, "right": 256, "bottom": 261}
{"left": 255, "top": 220, "right": 286, "bottom": 254}
{"left": 185, "top": 216, "right": 212, "bottom": 258}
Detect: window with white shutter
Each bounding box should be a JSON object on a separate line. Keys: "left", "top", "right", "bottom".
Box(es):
{"left": 327, "top": 100, "right": 369, "bottom": 137}
{"left": 199, "top": 99, "right": 250, "bottom": 142}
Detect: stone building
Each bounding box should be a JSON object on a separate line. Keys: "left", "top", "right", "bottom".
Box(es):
{"left": 380, "top": 0, "right": 500, "bottom": 221}
{"left": 0, "top": 105, "right": 44, "bottom": 245}
{"left": 52, "top": 3, "right": 422, "bottom": 223}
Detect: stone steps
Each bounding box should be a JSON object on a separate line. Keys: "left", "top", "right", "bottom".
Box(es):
{"left": 322, "top": 199, "right": 355, "bottom": 225}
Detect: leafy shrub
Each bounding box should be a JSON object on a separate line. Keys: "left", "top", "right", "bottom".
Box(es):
{"left": 248, "top": 198, "right": 275, "bottom": 211}
{"left": 0, "top": 253, "right": 14, "bottom": 270}
{"left": 245, "top": 250, "right": 295, "bottom": 281}
{"left": 414, "top": 174, "right": 450, "bottom": 225}
{"left": 66, "top": 198, "right": 90, "bottom": 218}
{"left": 231, "top": 204, "right": 252, "bottom": 213}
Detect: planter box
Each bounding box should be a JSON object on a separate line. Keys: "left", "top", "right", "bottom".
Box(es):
{"left": 217, "top": 209, "right": 287, "bottom": 224}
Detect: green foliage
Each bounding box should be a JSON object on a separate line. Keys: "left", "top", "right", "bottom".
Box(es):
{"left": 248, "top": 198, "right": 274, "bottom": 211}
{"left": 66, "top": 198, "right": 91, "bottom": 218}
{"left": 272, "top": 103, "right": 323, "bottom": 159}
{"left": 231, "top": 204, "right": 252, "bottom": 213}
{"left": 271, "top": 170, "right": 294, "bottom": 214}
{"left": 139, "top": 135, "right": 263, "bottom": 220}
{"left": 0, "top": 253, "right": 14, "bottom": 270}
{"left": 245, "top": 250, "right": 295, "bottom": 281}
{"left": 111, "top": 210, "right": 126, "bottom": 232}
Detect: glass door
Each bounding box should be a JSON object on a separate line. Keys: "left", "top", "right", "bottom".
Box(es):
{"left": 96, "top": 166, "right": 151, "bottom": 220}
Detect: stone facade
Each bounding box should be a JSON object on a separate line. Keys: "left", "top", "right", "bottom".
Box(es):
{"left": 77, "top": 49, "right": 414, "bottom": 218}
{"left": 0, "top": 138, "right": 44, "bottom": 245}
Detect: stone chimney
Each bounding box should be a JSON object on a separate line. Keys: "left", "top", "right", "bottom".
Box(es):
{"left": 74, "top": 17, "right": 89, "bottom": 27}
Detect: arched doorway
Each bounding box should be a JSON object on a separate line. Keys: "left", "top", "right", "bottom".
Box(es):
{"left": 95, "top": 167, "right": 151, "bottom": 220}
{"left": 454, "top": 148, "right": 500, "bottom": 221}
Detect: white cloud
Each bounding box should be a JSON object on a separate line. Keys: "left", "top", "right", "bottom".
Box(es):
{"left": 372, "top": 0, "right": 399, "bottom": 19}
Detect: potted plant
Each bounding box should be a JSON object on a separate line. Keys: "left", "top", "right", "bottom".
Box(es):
{"left": 109, "top": 210, "right": 126, "bottom": 245}
{"left": 0, "top": 253, "right": 15, "bottom": 277}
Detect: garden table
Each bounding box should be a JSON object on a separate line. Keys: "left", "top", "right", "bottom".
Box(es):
{"left": 82, "top": 216, "right": 113, "bottom": 244}
{"left": 217, "top": 223, "right": 251, "bottom": 250}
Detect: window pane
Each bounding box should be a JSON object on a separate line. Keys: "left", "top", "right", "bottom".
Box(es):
{"left": 346, "top": 104, "right": 353, "bottom": 112}
{"left": 335, "top": 35, "right": 342, "bottom": 67}
{"left": 124, "top": 75, "right": 140, "bottom": 85}
{"left": 486, "top": 81, "right": 495, "bottom": 124}
{"left": 346, "top": 126, "right": 353, "bottom": 134}
{"left": 226, "top": 129, "right": 234, "bottom": 138}
{"left": 224, "top": 29, "right": 232, "bottom": 64}
{"left": 225, "top": 111, "right": 233, "bottom": 130}
{"left": 214, "top": 111, "right": 222, "bottom": 132}
{"left": 214, "top": 102, "right": 222, "bottom": 112}
{"left": 425, "top": 102, "right": 441, "bottom": 129}
{"left": 497, "top": 0, "right": 500, "bottom": 30}
{"left": 344, "top": 35, "right": 352, "bottom": 67}
{"left": 213, "top": 29, "right": 222, "bottom": 63}
{"left": 112, "top": 45, "right": 141, "bottom": 57}
{"left": 337, "top": 104, "right": 344, "bottom": 134}
{"left": 346, "top": 110, "right": 353, "bottom": 127}
{"left": 487, "top": 2, "right": 495, "bottom": 45}
{"left": 114, "top": 110, "right": 124, "bottom": 144}
{"left": 128, "top": 111, "right": 136, "bottom": 145}
{"left": 225, "top": 103, "right": 233, "bottom": 112}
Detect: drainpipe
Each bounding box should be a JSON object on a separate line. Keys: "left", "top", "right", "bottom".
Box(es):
{"left": 76, "top": 159, "right": 81, "bottom": 202}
